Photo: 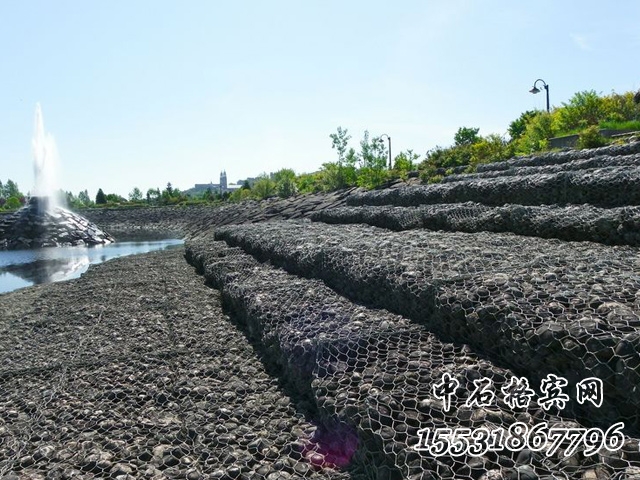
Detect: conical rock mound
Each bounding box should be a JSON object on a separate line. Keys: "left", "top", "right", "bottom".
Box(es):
{"left": 0, "top": 197, "right": 115, "bottom": 250}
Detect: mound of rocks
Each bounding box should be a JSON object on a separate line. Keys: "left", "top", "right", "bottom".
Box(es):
{"left": 0, "top": 197, "right": 114, "bottom": 250}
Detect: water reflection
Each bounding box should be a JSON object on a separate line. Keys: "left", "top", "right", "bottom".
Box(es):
{"left": 0, "top": 239, "right": 183, "bottom": 294}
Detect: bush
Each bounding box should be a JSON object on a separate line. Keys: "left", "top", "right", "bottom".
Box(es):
{"left": 576, "top": 126, "right": 608, "bottom": 149}
{"left": 252, "top": 176, "right": 276, "bottom": 200}
{"left": 516, "top": 112, "right": 558, "bottom": 154}
{"left": 427, "top": 174, "right": 444, "bottom": 184}
{"left": 4, "top": 196, "right": 21, "bottom": 210}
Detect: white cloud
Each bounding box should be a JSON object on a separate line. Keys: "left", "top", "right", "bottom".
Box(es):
{"left": 570, "top": 33, "right": 591, "bottom": 51}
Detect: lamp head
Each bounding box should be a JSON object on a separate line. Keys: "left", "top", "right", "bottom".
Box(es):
{"left": 529, "top": 86, "right": 540, "bottom": 94}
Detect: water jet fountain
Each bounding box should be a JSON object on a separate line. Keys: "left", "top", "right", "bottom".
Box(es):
{"left": 0, "top": 104, "right": 115, "bottom": 250}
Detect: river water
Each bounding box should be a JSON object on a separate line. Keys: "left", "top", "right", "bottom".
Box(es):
{"left": 0, "top": 239, "right": 183, "bottom": 294}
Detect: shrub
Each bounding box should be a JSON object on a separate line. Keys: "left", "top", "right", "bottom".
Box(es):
{"left": 576, "top": 126, "right": 608, "bottom": 149}
{"left": 516, "top": 112, "right": 558, "bottom": 154}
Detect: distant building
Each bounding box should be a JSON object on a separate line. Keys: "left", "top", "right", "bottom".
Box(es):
{"left": 186, "top": 171, "right": 241, "bottom": 196}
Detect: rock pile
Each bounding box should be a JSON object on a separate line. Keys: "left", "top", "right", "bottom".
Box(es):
{"left": 0, "top": 197, "right": 114, "bottom": 250}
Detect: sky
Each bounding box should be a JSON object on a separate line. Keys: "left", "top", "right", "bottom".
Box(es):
{"left": 1, "top": 1, "right": 639, "bottom": 199}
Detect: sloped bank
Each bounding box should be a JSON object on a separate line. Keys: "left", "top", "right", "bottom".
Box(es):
{"left": 81, "top": 189, "right": 355, "bottom": 240}
{"left": 186, "top": 234, "right": 640, "bottom": 480}
{"left": 311, "top": 203, "right": 640, "bottom": 246}
{"left": 212, "top": 221, "right": 640, "bottom": 435}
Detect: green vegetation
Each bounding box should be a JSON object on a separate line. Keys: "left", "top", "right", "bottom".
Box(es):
{"left": 3, "top": 89, "right": 638, "bottom": 212}
{"left": 418, "top": 89, "right": 640, "bottom": 181}
{"left": 0, "top": 179, "right": 26, "bottom": 211}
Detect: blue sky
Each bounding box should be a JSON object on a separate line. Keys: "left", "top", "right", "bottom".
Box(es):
{"left": 1, "top": 1, "right": 639, "bottom": 199}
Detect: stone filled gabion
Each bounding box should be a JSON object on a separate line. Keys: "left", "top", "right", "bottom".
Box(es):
{"left": 310, "top": 203, "right": 640, "bottom": 246}
{"left": 0, "top": 250, "right": 355, "bottom": 479}
{"left": 186, "top": 232, "right": 640, "bottom": 479}
{"left": 442, "top": 153, "right": 640, "bottom": 183}
{"left": 210, "top": 221, "right": 640, "bottom": 434}
{"left": 475, "top": 141, "right": 640, "bottom": 172}
{"left": 347, "top": 166, "right": 640, "bottom": 208}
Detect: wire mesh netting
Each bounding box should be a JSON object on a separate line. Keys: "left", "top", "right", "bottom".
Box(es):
{"left": 0, "top": 250, "right": 357, "bottom": 479}
{"left": 309, "top": 203, "right": 640, "bottom": 247}
{"left": 186, "top": 227, "right": 640, "bottom": 479}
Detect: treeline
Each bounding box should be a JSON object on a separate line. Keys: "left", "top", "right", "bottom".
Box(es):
{"left": 3, "top": 89, "right": 638, "bottom": 212}
{"left": 0, "top": 180, "right": 26, "bottom": 210}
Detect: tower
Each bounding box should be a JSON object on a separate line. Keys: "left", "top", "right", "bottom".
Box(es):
{"left": 220, "top": 170, "right": 228, "bottom": 191}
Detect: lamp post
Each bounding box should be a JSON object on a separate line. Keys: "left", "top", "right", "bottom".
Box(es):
{"left": 379, "top": 134, "right": 392, "bottom": 169}
{"left": 529, "top": 79, "right": 550, "bottom": 113}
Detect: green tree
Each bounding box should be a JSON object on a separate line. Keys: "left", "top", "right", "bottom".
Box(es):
{"left": 577, "top": 126, "right": 608, "bottom": 149}
{"left": 229, "top": 187, "right": 252, "bottom": 202}
{"left": 454, "top": 127, "right": 481, "bottom": 146}
{"left": 393, "top": 150, "right": 420, "bottom": 174}
{"left": 105, "top": 193, "right": 126, "bottom": 204}
{"left": 78, "top": 190, "right": 92, "bottom": 206}
{"left": 146, "top": 188, "right": 161, "bottom": 204}
{"left": 273, "top": 168, "right": 297, "bottom": 198}
{"left": 470, "top": 134, "right": 514, "bottom": 166}
{"left": 202, "top": 187, "right": 215, "bottom": 202}
{"left": 5, "top": 196, "right": 21, "bottom": 210}
{"left": 330, "top": 126, "right": 351, "bottom": 163}
{"left": 295, "top": 172, "right": 322, "bottom": 193}
{"left": 355, "top": 131, "right": 388, "bottom": 189}
{"left": 129, "top": 187, "right": 143, "bottom": 202}
{"left": 508, "top": 111, "right": 538, "bottom": 141}
{"left": 557, "top": 90, "right": 605, "bottom": 131}
{"left": 242, "top": 180, "right": 251, "bottom": 190}
{"left": 516, "top": 112, "right": 558, "bottom": 154}
{"left": 95, "top": 188, "right": 107, "bottom": 205}
{"left": 252, "top": 174, "right": 276, "bottom": 200}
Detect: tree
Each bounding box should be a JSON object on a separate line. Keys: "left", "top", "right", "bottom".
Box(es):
{"left": 454, "top": 127, "right": 480, "bottom": 146}
{"left": 508, "top": 111, "right": 538, "bottom": 141}
{"left": 252, "top": 174, "right": 276, "bottom": 200}
{"left": 146, "top": 188, "right": 161, "bottom": 204}
{"left": 202, "top": 187, "right": 215, "bottom": 202}
{"left": 330, "top": 126, "right": 351, "bottom": 163}
{"left": 273, "top": 168, "right": 297, "bottom": 198}
{"left": 105, "top": 193, "right": 126, "bottom": 204}
{"left": 129, "top": 187, "right": 143, "bottom": 202}
{"left": 95, "top": 188, "right": 107, "bottom": 205}
{"left": 5, "top": 196, "right": 21, "bottom": 210}
{"left": 165, "top": 182, "right": 174, "bottom": 197}
{"left": 355, "top": 131, "right": 390, "bottom": 189}
{"left": 78, "top": 190, "right": 92, "bottom": 206}
{"left": 557, "top": 90, "right": 605, "bottom": 130}
{"left": 516, "top": 112, "right": 557, "bottom": 154}
{"left": 393, "top": 150, "right": 420, "bottom": 173}
{"left": 242, "top": 180, "right": 251, "bottom": 190}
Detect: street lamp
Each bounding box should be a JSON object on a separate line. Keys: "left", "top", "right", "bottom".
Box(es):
{"left": 529, "top": 79, "right": 550, "bottom": 113}
{"left": 379, "top": 134, "right": 392, "bottom": 169}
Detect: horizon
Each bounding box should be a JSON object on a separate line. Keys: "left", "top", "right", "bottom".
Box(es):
{"left": 1, "top": 1, "right": 639, "bottom": 199}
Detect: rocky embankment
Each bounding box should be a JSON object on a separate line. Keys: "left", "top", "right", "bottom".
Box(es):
{"left": 81, "top": 189, "right": 355, "bottom": 241}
